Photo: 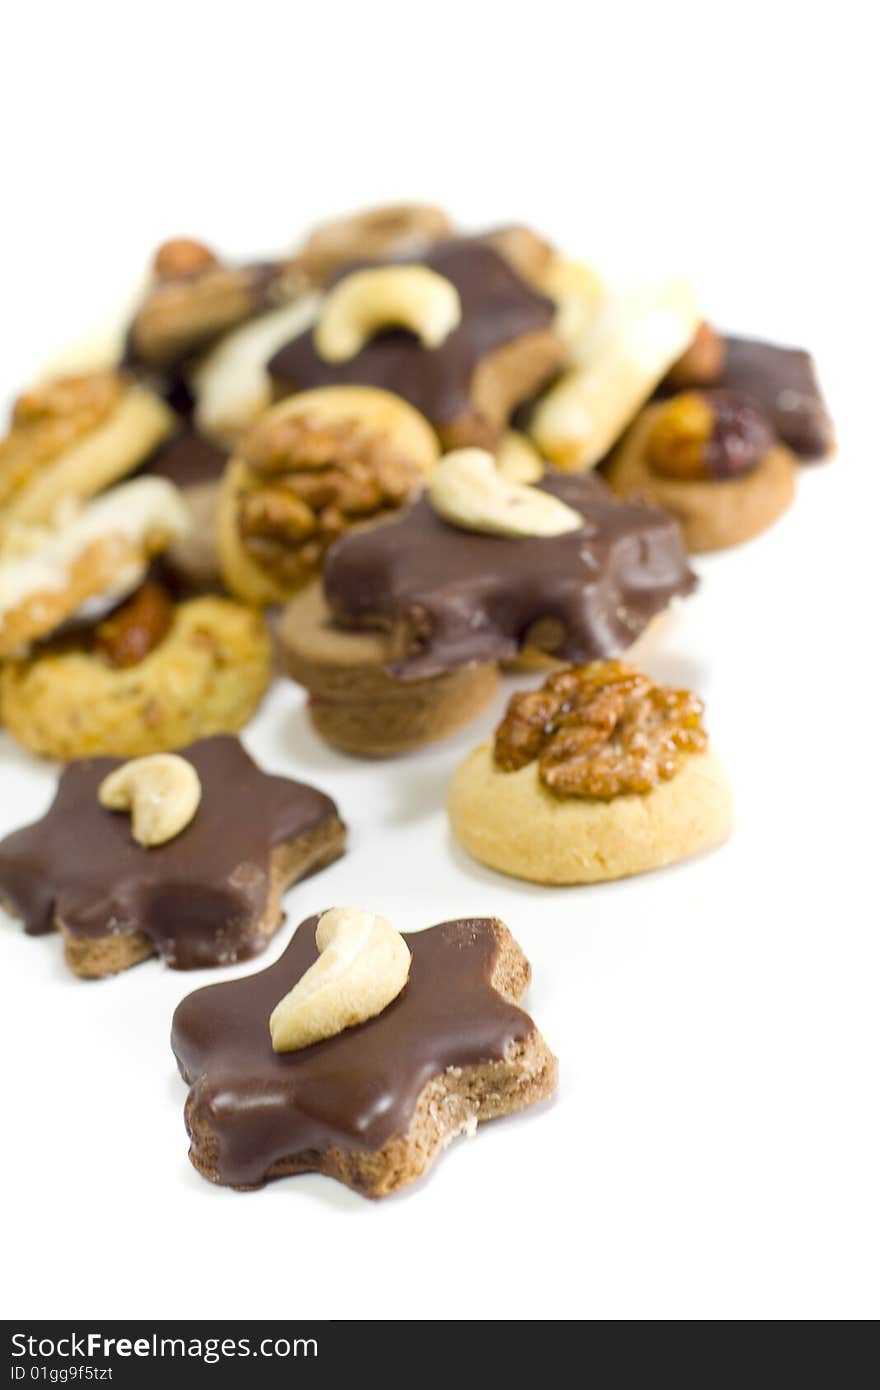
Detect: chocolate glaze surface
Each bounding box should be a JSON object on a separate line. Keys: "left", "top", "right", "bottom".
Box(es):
{"left": 718, "top": 335, "right": 833, "bottom": 459}
{"left": 0, "top": 736, "right": 341, "bottom": 969}
{"left": 267, "top": 237, "right": 557, "bottom": 425}
{"left": 140, "top": 429, "right": 228, "bottom": 488}
{"left": 172, "top": 915, "right": 535, "bottom": 1185}
{"left": 322, "top": 473, "right": 697, "bottom": 680}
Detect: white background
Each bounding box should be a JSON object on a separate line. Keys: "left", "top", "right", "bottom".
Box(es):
{"left": 1, "top": 1, "right": 877, "bottom": 1321}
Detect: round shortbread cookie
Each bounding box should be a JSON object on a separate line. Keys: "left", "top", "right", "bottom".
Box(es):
{"left": 448, "top": 742, "right": 732, "bottom": 884}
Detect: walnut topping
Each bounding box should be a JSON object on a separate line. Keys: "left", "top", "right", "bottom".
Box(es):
{"left": 494, "top": 661, "right": 707, "bottom": 799}
{"left": 94, "top": 583, "right": 174, "bottom": 669}
{"left": 236, "top": 413, "right": 423, "bottom": 587}
{"left": 0, "top": 371, "right": 124, "bottom": 509}
{"left": 647, "top": 389, "right": 773, "bottom": 481}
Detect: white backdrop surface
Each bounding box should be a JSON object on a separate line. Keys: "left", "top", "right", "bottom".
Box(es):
{"left": 0, "top": 0, "right": 877, "bottom": 1321}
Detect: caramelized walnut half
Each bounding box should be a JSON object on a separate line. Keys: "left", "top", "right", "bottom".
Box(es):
{"left": 0, "top": 371, "right": 124, "bottom": 509}
{"left": 647, "top": 390, "right": 774, "bottom": 482}
{"left": 494, "top": 661, "right": 707, "bottom": 799}
{"left": 235, "top": 413, "right": 423, "bottom": 589}
{"left": 94, "top": 583, "right": 174, "bottom": 669}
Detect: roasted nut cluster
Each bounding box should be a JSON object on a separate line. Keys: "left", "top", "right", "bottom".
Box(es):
{"left": 0, "top": 371, "right": 124, "bottom": 508}
{"left": 494, "top": 661, "right": 707, "bottom": 798}
{"left": 647, "top": 389, "right": 773, "bottom": 482}
{"left": 235, "top": 413, "right": 423, "bottom": 587}
{"left": 94, "top": 583, "right": 174, "bottom": 669}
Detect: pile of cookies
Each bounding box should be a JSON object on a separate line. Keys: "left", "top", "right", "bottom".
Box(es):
{"left": 0, "top": 203, "right": 834, "bottom": 1198}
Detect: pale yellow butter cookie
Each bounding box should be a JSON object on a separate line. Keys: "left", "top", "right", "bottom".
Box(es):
{"left": 448, "top": 661, "right": 732, "bottom": 884}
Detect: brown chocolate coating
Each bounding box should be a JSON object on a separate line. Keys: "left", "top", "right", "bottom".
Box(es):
{"left": 700, "top": 390, "right": 775, "bottom": 478}
{"left": 0, "top": 736, "right": 341, "bottom": 969}
{"left": 322, "top": 473, "right": 697, "bottom": 680}
{"left": 267, "top": 237, "right": 557, "bottom": 426}
{"left": 140, "top": 429, "right": 227, "bottom": 488}
{"left": 664, "top": 331, "right": 833, "bottom": 461}
{"left": 172, "top": 915, "right": 537, "bottom": 1186}
{"left": 718, "top": 336, "right": 833, "bottom": 460}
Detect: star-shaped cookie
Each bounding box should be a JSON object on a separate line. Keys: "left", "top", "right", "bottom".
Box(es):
{"left": 0, "top": 735, "right": 346, "bottom": 976}
{"left": 268, "top": 236, "right": 566, "bottom": 449}
{"left": 322, "top": 472, "right": 697, "bottom": 680}
{"left": 172, "top": 914, "right": 557, "bottom": 1198}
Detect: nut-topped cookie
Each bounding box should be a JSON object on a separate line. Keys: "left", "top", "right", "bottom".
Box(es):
{"left": 0, "top": 476, "right": 272, "bottom": 758}
{"left": 268, "top": 236, "right": 568, "bottom": 449}
{"left": 125, "top": 238, "right": 309, "bottom": 371}
{"left": 0, "top": 369, "right": 174, "bottom": 524}
{"left": 279, "top": 448, "right": 696, "bottom": 756}
{"left": 663, "top": 326, "right": 834, "bottom": 461}
{"left": 297, "top": 203, "right": 455, "bottom": 283}
{"left": 172, "top": 909, "right": 557, "bottom": 1197}
{"left": 604, "top": 389, "right": 797, "bottom": 552}
{"left": 448, "top": 660, "right": 732, "bottom": 884}
{"left": 0, "top": 736, "right": 346, "bottom": 977}
{"left": 217, "top": 385, "right": 440, "bottom": 604}
{"left": 322, "top": 452, "right": 696, "bottom": 679}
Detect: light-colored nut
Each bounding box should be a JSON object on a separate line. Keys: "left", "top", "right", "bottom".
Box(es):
{"left": 193, "top": 295, "right": 320, "bottom": 443}
{"left": 314, "top": 266, "right": 462, "bottom": 364}
{"left": 427, "top": 448, "right": 581, "bottom": 538}
{"left": 530, "top": 277, "right": 701, "bottom": 471}
{"left": 269, "top": 907, "right": 411, "bottom": 1053}
{"left": 496, "top": 430, "right": 544, "bottom": 484}
{"left": 98, "top": 753, "right": 202, "bottom": 847}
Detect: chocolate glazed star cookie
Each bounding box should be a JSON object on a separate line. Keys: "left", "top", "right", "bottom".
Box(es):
{"left": 268, "top": 236, "right": 567, "bottom": 449}
{"left": 279, "top": 451, "right": 696, "bottom": 756}
{"left": 0, "top": 736, "right": 346, "bottom": 977}
{"left": 172, "top": 910, "right": 557, "bottom": 1198}
{"left": 320, "top": 473, "right": 696, "bottom": 680}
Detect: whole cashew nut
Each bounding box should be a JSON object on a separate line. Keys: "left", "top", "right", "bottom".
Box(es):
{"left": 496, "top": 431, "right": 544, "bottom": 485}
{"left": 269, "top": 907, "right": 411, "bottom": 1053}
{"left": 428, "top": 448, "right": 582, "bottom": 538}
{"left": 314, "top": 266, "right": 462, "bottom": 364}
{"left": 98, "top": 753, "right": 202, "bottom": 847}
